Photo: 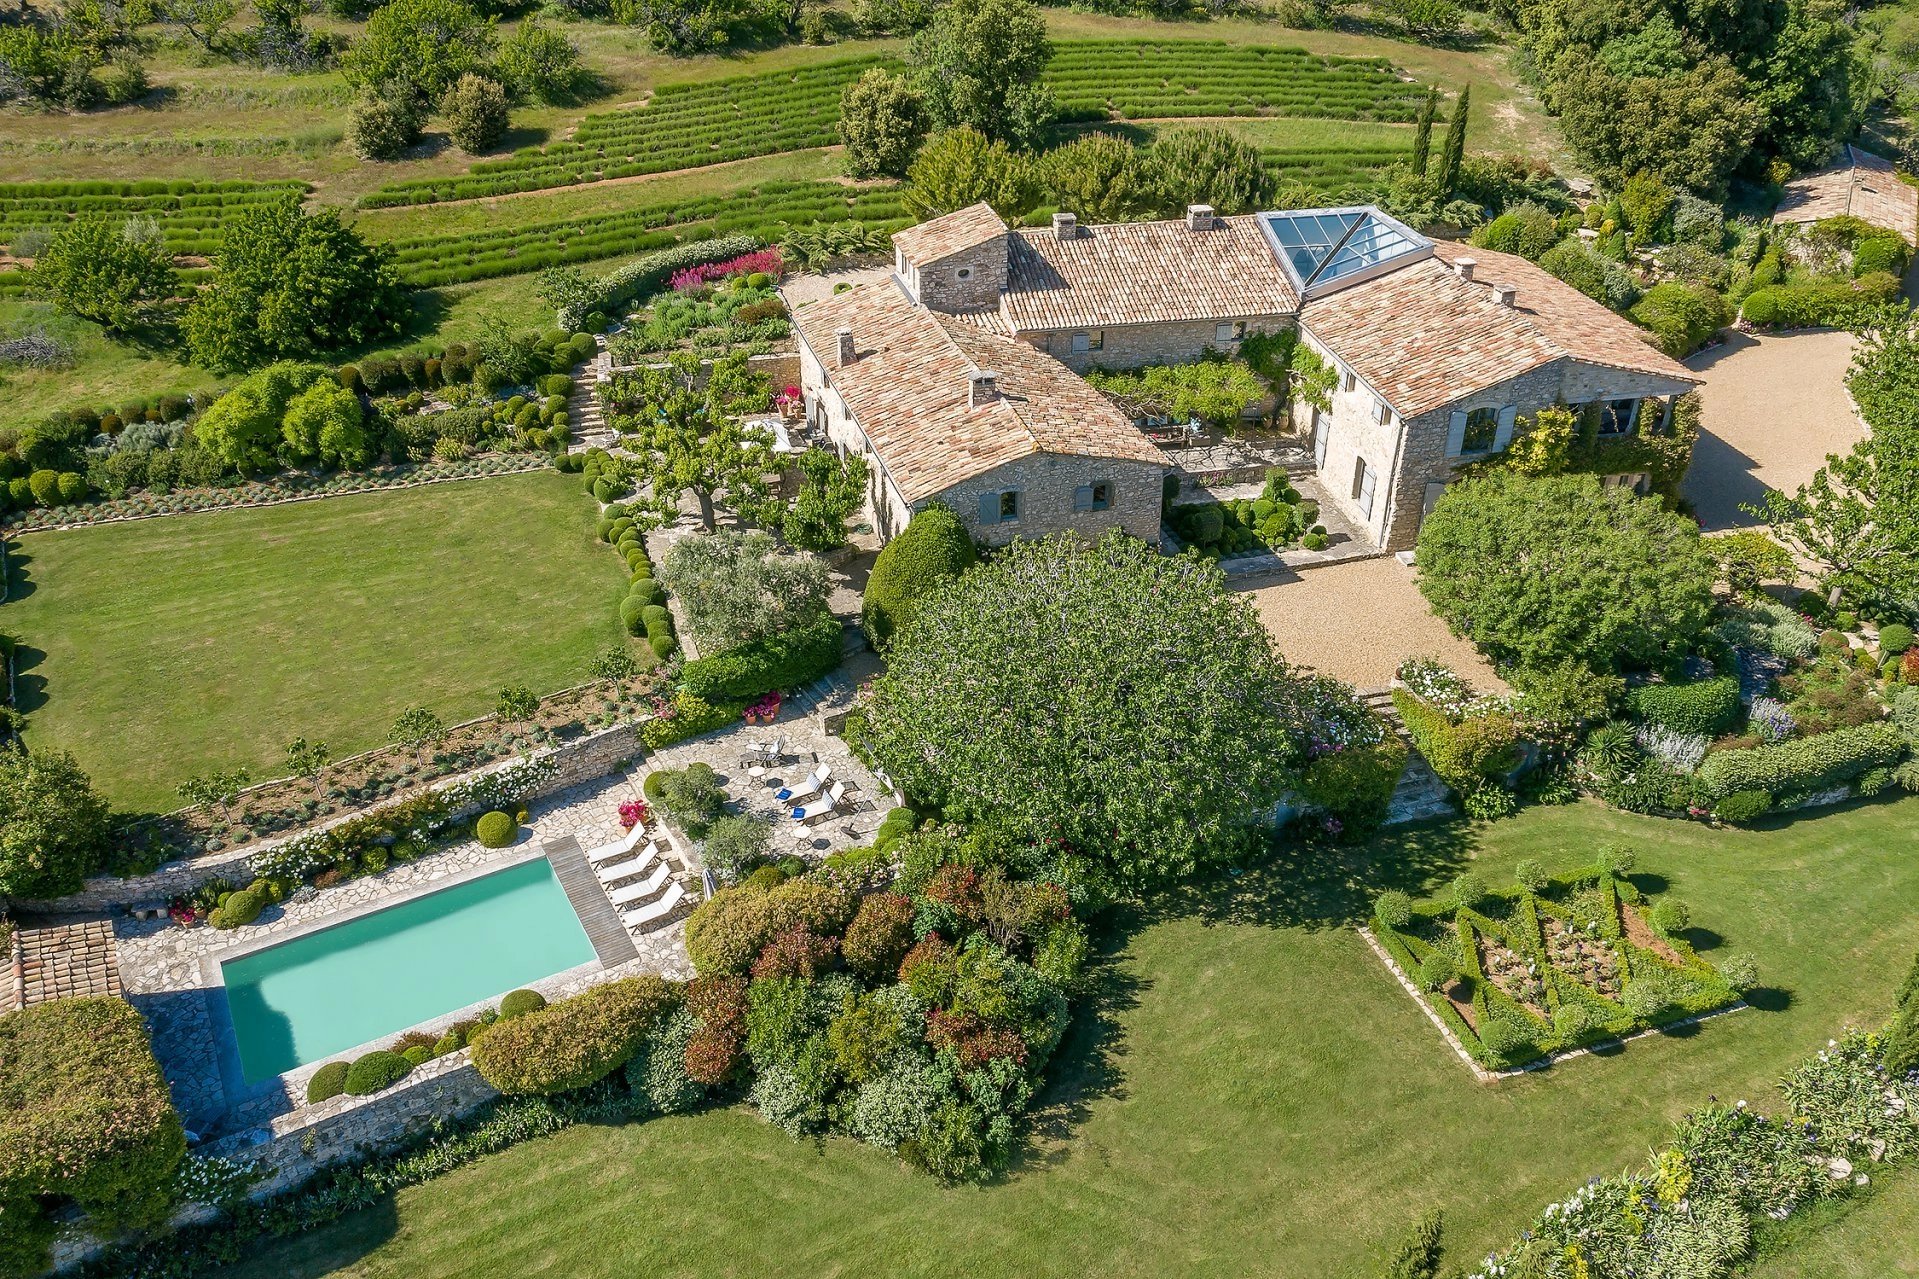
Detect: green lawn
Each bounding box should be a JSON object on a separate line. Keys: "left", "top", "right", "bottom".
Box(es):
{"left": 1748, "top": 1166, "right": 1919, "bottom": 1277}
{"left": 210, "top": 797, "right": 1919, "bottom": 1279}
{"left": 0, "top": 471, "right": 626, "bottom": 811}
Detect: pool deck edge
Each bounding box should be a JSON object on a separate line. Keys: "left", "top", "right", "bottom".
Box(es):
{"left": 544, "top": 833, "right": 641, "bottom": 967}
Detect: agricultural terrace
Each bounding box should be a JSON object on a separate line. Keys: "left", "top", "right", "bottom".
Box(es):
{"left": 356, "top": 42, "right": 1428, "bottom": 208}
{"left": 209, "top": 798, "right": 1919, "bottom": 1278}
{"left": 0, "top": 470, "right": 623, "bottom": 810}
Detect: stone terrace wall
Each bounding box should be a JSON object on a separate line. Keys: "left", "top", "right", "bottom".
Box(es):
{"left": 13, "top": 722, "right": 646, "bottom": 916}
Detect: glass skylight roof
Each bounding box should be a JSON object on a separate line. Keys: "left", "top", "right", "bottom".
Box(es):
{"left": 1260, "top": 207, "right": 1430, "bottom": 296}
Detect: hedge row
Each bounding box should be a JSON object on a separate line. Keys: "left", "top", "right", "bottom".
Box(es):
{"left": 470, "top": 976, "right": 679, "bottom": 1094}
{"left": 1626, "top": 673, "right": 1742, "bottom": 738}
{"left": 680, "top": 613, "right": 844, "bottom": 703}
{"left": 1693, "top": 721, "right": 1906, "bottom": 800}
{"left": 1740, "top": 271, "right": 1902, "bottom": 329}
{"left": 640, "top": 690, "right": 748, "bottom": 751}
{"left": 1390, "top": 688, "right": 1521, "bottom": 795}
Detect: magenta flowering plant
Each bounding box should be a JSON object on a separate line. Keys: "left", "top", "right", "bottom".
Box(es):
{"left": 668, "top": 248, "right": 786, "bottom": 292}
{"left": 618, "top": 799, "right": 650, "bottom": 829}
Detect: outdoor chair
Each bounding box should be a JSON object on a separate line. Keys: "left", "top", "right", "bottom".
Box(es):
{"left": 594, "top": 843, "right": 659, "bottom": 885}
{"left": 607, "top": 862, "right": 672, "bottom": 907}
{"left": 792, "top": 780, "right": 847, "bottom": 825}
{"left": 776, "top": 762, "right": 830, "bottom": 803}
{"left": 586, "top": 823, "right": 647, "bottom": 863}
{"left": 622, "top": 881, "right": 686, "bottom": 929}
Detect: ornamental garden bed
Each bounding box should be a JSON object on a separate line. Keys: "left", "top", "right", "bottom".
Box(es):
{"left": 1370, "top": 850, "right": 1750, "bottom": 1072}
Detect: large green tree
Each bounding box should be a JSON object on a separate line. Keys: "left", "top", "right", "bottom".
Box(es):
{"left": 862, "top": 532, "right": 1305, "bottom": 887}
{"left": 30, "top": 215, "right": 174, "bottom": 335}
{"left": 837, "top": 66, "right": 928, "bottom": 179}
{"left": 658, "top": 529, "right": 830, "bottom": 652}
{"left": 181, "top": 197, "right": 409, "bottom": 371}
{"left": 341, "top": 0, "right": 496, "bottom": 106}
{"left": 0, "top": 746, "right": 115, "bottom": 900}
{"left": 1141, "top": 126, "right": 1274, "bottom": 216}
{"left": 1417, "top": 471, "right": 1716, "bottom": 673}
{"left": 1041, "top": 132, "right": 1149, "bottom": 224}
{"left": 901, "top": 126, "right": 1037, "bottom": 220}
{"left": 905, "top": 0, "right": 1056, "bottom": 150}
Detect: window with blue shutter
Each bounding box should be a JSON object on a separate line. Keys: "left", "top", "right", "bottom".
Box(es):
{"left": 979, "top": 492, "right": 999, "bottom": 525}
{"left": 1446, "top": 409, "right": 1468, "bottom": 456}
{"left": 1493, "top": 405, "right": 1518, "bottom": 451}
{"left": 1073, "top": 481, "right": 1113, "bottom": 512}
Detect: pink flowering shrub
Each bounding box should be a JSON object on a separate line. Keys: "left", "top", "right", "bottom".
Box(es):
{"left": 669, "top": 248, "right": 785, "bottom": 292}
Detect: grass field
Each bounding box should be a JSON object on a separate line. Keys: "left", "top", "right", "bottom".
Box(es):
{"left": 1748, "top": 1167, "right": 1919, "bottom": 1277}
{"left": 0, "top": 471, "right": 625, "bottom": 811}
{"left": 199, "top": 797, "right": 1919, "bottom": 1279}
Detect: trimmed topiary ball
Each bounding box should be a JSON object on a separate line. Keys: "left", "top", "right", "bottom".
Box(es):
{"left": 1373, "top": 890, "right": 1412, "bottom": 930}
{"left": 344, "top": 1050, "right": 413, "bottom": 1096}
{"left": 475, "top": 810, "right": 517, "bottom": 848}
{"left": 499, "top": 988, "right": 547, "bottom": 1019}
{"left": 1648, "top": 898, "right": 1690, "bottom": 935}
{"left": 400, "top": 1045, "right": 432, "bottom": 1067}
{"left": 305, "top": 1060, "right": 350, "bottom": 1104}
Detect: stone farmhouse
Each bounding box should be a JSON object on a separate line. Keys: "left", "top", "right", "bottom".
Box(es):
{"left": 789, "top": 200, "right": 1701, "bottom": 552}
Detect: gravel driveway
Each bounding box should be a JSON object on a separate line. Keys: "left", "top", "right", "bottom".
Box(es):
{"left": 1681, "top": 329, "right": 1864, "bottom": 531}
{"left": 1240, "top": 556, "right": 1506, "bottom": 692}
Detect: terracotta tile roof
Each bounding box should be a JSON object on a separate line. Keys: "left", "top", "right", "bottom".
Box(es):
{"left": 1003, "top": 215, "right": 1300, "bottom": 331}
{"left": 1773, "top": 146, "right": 1919, "bottom": 245}
{"left": 890, "top": 202, "right": 1008, "bottom": 264}
{"left": 1299, "top": 241, "right": 1698, "bottom": 419}
{"left": 792, "top": 281, "right": 1165, "bottom": 503}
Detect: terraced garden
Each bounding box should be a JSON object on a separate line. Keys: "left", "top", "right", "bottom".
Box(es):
{"left": 358, "top": 41, "right": 1428, "bottom": 209}
{"left": 0, "top": 178, "right": 306, "bottom": 296}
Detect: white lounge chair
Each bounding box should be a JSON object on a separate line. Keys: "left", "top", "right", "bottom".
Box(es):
{"left": 776, "top": 763, "right": 831, "bottom": 804}
{"left": 741, "top": 735, "right": 788, "bottom": 768}
{"left": 792, "top": 780, "right": 846, "bottom": 825}
{"left": 586, "top": 822, "right": 647, "bottom": 864}
{"left": 594, "top": 843, "right": 659, "bottom": 884}
{"left": 622, "top": 881, "right": 685, "bottom": 929}
{"left": 607, "top": 862, "right": 672, "bottom": 907}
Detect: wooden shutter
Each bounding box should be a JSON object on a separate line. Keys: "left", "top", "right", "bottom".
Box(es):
{"left": 978, "top": 492, "right": 998, "bottom": 525}
{"left": 1446, "top": 409, "right": 1468, "bottom": 455}
{"left": 1073, "top": 485, "right": 1094, "bottom": 512}
{"left": 1494, "top": 405, "right": 1518, "bottom": 451}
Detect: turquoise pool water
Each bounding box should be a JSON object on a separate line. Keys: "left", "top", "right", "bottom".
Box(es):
{"left": 221, "top": 858, "right": 595, "bottom": 1084}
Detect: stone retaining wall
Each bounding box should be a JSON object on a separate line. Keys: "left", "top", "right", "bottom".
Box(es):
{"left": 13, "top": 722, "right": 647, "bottom": 916}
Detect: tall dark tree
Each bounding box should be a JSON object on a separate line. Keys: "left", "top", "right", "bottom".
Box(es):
{"left": 1435, "top": 83, "right": 1468, "bottom": 193}
{"left": 1410, "top": 84, "right": 1438, "bottom": 177}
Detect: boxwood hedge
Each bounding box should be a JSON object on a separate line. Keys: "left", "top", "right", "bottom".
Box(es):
{"left": 680, "top": 614, "right": 843, "bottom": 702}
{"left": 1694, "top": 721, "right": 1906, "bottom": 799}
{"left": 1627, "top": 673, "right": 1741, "bottom": 737}
{"left": 471, "top": 976, "right": 679, "bottom": 1094}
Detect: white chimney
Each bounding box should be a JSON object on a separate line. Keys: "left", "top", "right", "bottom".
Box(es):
{"left": 1186, "top": 203, "right": 1216, "bottom": 231}
{"left": 1492, "top": 283, "right": 1517, "bottom": 308}
{"left": 1053, "top": 211, "right": 1077, "bottom": 241}
{"left": 969, "top": 370, "right": 999, "bottom": 407}
{"left": 1454, "top": 257, "right": 1476, "bottom": 282}
{"left": 835, "top": 326, "right": 855, "bottom": 366}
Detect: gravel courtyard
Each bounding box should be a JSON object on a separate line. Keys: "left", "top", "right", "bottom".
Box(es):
{"left": 1241, "top": 556, "right": 1506, "bottom": 692}
{"left": 1682, "top": 329, "right": 1864, "bottom": 531}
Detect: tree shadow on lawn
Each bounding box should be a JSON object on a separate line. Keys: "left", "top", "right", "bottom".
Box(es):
{"left": 1131, "top": 816, "right": 1480, "bottom": 935}
{"left": 1016, "top": 918, "right": 1148, "bottom": 1172}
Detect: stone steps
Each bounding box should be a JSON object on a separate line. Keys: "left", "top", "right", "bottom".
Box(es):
{"left": 1361, "top": 687, "right": 1456, "bottom": 825}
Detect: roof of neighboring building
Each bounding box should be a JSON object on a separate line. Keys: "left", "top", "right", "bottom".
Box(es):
{"left": 791, "top": 281, "right": 1165, "bottom": 503}
{"left": 1773, "top": 146, "right": 1919, "bottom": 245}
{"left": 1003, "top": 214, "right": 1300, "bottom": 332}
{"left": 1299, "top": 241, "right": 1699, "bottom": 419}
{"left": 890, "top": 202, "right": 1008, "bottom": 265}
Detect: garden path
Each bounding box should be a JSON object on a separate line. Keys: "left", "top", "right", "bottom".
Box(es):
{"left": 1681, "top": 329, "right": 1863, "bottom": 531}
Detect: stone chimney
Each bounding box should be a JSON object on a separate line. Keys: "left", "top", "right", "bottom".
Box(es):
{"left": 835, "top": 326, "right": 855, "bottom": 367}
{"left": 1186, "top": 203, "right": 1216, "bottom": 231}
{"left": 1492, "top": 283, "right": 1517, "bottom": 308}
{"left": 1454, "top": 257, "right": 1476, "bottom": 282}
{"left": 969, "top": 370, "right": 999, "bottom": 407}
{"left": 1052, "top": 212, "right": 1077, "bottom": 241}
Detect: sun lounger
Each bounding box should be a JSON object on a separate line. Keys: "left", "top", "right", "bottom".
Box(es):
{"left": 586, "top": 822, "right": 647, "bottom": 863}
{"left": 792, "top": 780, "right": 846, "bottom": 825}
{"left": 594, "top": 843, "right": 659, "bottom": 884}
{"left": 776, "top": 762, "right": 830, "bottom": 804}
{"left": 622, "top": 882, "right": 685, "bottom": 928}
{"left": 607, "top": 862, "right": 671, "bottom": 907}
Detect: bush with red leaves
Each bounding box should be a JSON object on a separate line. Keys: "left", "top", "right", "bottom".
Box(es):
{"left": 924, "top": 864, "right": 984, "bottom": 927}
{"left": 925, "top": 1009, "right": 1028, "bottom": 1070}
{"left": 750, "top": 926, "right": 841, "bottom": 980}
{"left": 683, "top": 975, "right": 748, "bottom": 1085}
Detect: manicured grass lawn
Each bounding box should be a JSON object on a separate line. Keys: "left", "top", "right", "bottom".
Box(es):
{"left": 0, "top": 471, "right": 626, "bottom": 811}
{"left": 1748, "top": 1167, "right": 1919, "bottom": 1277}
{"left": 211, "top": 797, "right": 1919, "bottom": 1279}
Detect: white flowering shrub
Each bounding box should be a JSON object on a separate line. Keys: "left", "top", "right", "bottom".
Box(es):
{"left": 1634, "top": 723, "right": 1710, "bottom": 774}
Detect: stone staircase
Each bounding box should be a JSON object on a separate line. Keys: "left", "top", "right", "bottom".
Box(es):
{"left": 567, "top": 335, "right": 616, "bottom": 451}
{"left": 1360, "top": 687, "right": 1455, "bottom": 825}
{"left": 789, "top": 663, "right": 860, "bottom": 729}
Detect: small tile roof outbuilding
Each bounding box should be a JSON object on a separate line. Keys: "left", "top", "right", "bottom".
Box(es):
{"left": 792, "top": 280, "right": 1166, "bottom": 504}
{"left": 1773, "top": 146, "right": 1919, "bottom": 246}
{"left": 890, "top": 202, "right": 1010, "bottom": 264}
{"left": 1299, "top": 242, "right": 1700, "bottom": 419}
{"left": 1003, "top": 215, "right": 1301, "bottom": 332}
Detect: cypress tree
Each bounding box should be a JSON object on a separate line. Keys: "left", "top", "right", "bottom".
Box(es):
{"left": 1410, "top": 86, "right": 1438, "bottom": 177}
{"left": 1436, "top": 84, "right": 1470, "bottom": 195}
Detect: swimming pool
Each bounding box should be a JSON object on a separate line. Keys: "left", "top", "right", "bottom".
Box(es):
{"left": 220, "top": 857, "right": 595, "bottom": 1084}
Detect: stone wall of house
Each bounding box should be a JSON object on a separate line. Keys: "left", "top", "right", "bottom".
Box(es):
{"left": 924, "top": 453, "right": 1165, "bottom": 548}
{"left": 12, "top": 723, "right": 646, "bottom": 916}
{"left": 904, "top": 241, "right": 1007, "bottom": 314}
{"left": 1025, "top": 315, "right": 1294, "bottom": 373}
{"left": 798, "top": 334, "right": 917, "bottom": 542}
